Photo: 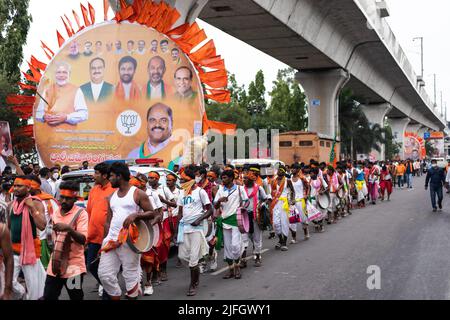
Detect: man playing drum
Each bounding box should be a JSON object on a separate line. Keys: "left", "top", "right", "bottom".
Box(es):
{"left": 241, "top": 168, "right": 270, "bottom": 268}
{"left": 98, "top": 162, "right": 158, "bottom": 300}
{"left": 43, "top": 181, "right": 88, "bottom": 300}
{"left": 309, "top": 168, "right": 327, "bottom": 233}
{"left": 176, "top": 167, "right": 213, "bottom": 296}
{"left": 214, "top": 170, "right": 249, "bottom": 280}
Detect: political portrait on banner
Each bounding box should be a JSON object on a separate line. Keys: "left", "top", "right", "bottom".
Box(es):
{"left": 33, "top": 22, "right": 204, "bottom": 168}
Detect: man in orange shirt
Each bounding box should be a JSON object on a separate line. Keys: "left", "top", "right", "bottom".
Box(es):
{"left": 86, "top": 162, "right": 115, "bottom": 296}
{"left": 395, "top": 161, "right": 406, "bottom": 189}
{"left": 43, "top": 181, "right": 88, "bottom": 300}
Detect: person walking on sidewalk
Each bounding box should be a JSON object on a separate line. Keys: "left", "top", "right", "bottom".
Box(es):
{"left": 425, "top": 159, "right": 446, "bottom": 212}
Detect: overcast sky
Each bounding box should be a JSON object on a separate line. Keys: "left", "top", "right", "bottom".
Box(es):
{"left": 24, "top": 0, "right": 448, "bottom": 119}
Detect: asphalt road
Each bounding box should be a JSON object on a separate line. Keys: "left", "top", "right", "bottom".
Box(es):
{"left": 62, "top": 175, "right": 450, "bottom": 300}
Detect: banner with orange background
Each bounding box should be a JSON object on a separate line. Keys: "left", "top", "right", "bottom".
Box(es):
{"left": 404, "top": 132, "right": 425, "bottom": 160}
{"left": 33, "top": 22, "right": 205, "bottom": 169}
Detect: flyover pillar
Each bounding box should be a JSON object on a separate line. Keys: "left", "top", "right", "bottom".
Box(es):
{"left": 406, "top": 123, "right": 423, "bottom": 135}
{"left": 387, "top": 117, "right": 410, "bottom": 160}
{"left": 360, "top": 103, "right": 392, "bottom": 161}
{"left": 295, "top": 69, "right": 350, "bottom": 140}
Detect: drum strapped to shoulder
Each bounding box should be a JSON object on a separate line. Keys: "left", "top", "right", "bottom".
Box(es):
{"left": 127, "top": 220, "right": 160, "bottom": 254}
{"left": 317, "top": 193, "right": 331, "bottom": 210}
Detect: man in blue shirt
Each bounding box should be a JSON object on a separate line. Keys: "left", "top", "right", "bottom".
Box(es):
{"left": 425, "top": 159, "right": 446, "bottom": 212}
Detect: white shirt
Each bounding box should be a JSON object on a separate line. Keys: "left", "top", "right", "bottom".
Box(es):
{"left": 446, "top": 169, "right": 450, "bottom": 184}
{"left": 151, "top": 185, "right": 175, "bottom": 220}
{"left": 244, "top": 185, "right": 267, "bottom": 212}
{"left": 170, "top": 187, "right": 181, "bottom": 216}
{"left": 214, "top": 185, "right": 248, "bottom": 227}
{"left": 122, "top": 83, "right": 132, "bottom": 101}
{"left": 47, "top": 179, "right": 57, "bottom": 196}
{"left": 39, "top": 198, "right": 59, "bottom": 240}
{"left": 91, "top": 82, "right": 104, "bottom": 102}
{"left": 146, "top": 189, "right": 163, "bottom": 211}
{"left": 36, "top": 88, "right": 88, "bottom": 125}
{"left": 149, "top": 83, "right": 163, "bottom": 99}
{"left": 177, "top": 188, "right": 210, "bottom": 234}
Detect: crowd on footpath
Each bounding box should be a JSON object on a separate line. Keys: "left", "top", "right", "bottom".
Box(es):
{"left": 0, "top": 156, "right": 449, "bottom": 300}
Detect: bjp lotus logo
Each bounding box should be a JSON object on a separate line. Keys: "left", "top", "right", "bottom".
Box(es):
{"left": 117, "top": 110, "right": 141, "bottom": 137}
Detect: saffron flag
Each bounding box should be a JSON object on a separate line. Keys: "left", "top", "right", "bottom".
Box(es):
{"left": 88, "top": 2, "right": 96, "bottom": 25}
{"left": 31, "top": 56, "right": 47, "bottom": 71}
{"left": 81, "top": 4, "right": 92, "bottom": 26}
{"left": 61, "top": 16, "right": 74, "bottom": 37}
{"left": 56, "top": 30, "right": 65, "bottom": 47}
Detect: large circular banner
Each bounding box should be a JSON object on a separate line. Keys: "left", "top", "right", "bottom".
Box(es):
{"left": 33, "top": 22, "right": 204, "bottom": 168}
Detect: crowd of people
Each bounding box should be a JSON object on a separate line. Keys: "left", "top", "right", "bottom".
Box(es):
{"left": 0, "top": 157, "right": 447, "bottom": 300}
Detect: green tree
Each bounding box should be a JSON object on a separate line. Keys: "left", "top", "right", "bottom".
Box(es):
{"left": 0, "top": 0, "right": 32, "bottom": 85}
{"left": 247, "top": 70, "right": 266, "bottom": 114}
{"left": 339, "top": 89, "right": 388, "bottom": 159}
{"left": 0, "top": 0, "right": 33, "bottom": 161}
{"left": 385, "top": 125, "right": 401, "bottom": 160}
{"left": 265, "top": 68, "right": 308, "bottom": 132}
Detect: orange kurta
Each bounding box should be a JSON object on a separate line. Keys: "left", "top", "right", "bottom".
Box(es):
{"left": 45, "top": 83, "right": 78, "bottom": 115}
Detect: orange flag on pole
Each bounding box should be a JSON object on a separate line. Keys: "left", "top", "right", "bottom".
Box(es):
{"left": 80, "top": 4, "right": 92, "bottom": 26}
{"left": 205, "top": 90, "right": 231, "bottom": 104}
{"left": 22, "top": 71, "right": 40, "bottom": 84}
{"left": 61, "top": 16, "right": 74, "bottom": 37}
{"left": 27, "top": 63, "right": 42, "bottom": 82}
{"left": 41, "top": 41, "right": 55, "bottom": 58}
{"left": 88, "top": 2, "right": 96, "bottom": 25}
{"left": 31, "top": 56, "right": 47, "bottom": 71}
{"left": 73, "top": 9, "right": 83, "bottom": 31}
{"left": 189, "top": 40, "right": 217, "bottom": 64}
{"left": 56, "top": 30, "right": 65, "bottom": 47}
{"left": 64, "top": 14, "right": 76, "bottom": 35}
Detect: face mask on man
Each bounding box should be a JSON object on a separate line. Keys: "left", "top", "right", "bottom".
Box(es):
{"left": 195, "top": 176, "right": 202, "bottom": 184}
{"left": 53, "top": 173, "right": 59, "bottom": 180}
{"left": 432, "top": 164, "right": 438, "bottom": 168}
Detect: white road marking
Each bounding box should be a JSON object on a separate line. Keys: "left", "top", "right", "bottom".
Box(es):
{"left": 211, "top": 249, "right": 270, "bottom": 276}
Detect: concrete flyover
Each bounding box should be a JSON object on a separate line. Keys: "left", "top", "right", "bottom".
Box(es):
{"left": 112, "top": 0, "right": 447, "bottom": 158}
{"left": 198, "top": 0, "right": 447, "bottom": 151}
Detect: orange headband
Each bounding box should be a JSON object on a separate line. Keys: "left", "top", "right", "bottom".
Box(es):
{"left": 130, "top": 177, "right": 143, "bottom": 188}
{"left": 14, "top": 178, "right": 31, "bottom": 187}
{"left": 181, "top": 172, "right": 193, "bottom": 182}
{"left": 60, "top": 189, "right": 81, "bottom": 199}
{"left": 29, "top": 180, "right": 41, "bottom": 190}
{"left": 148, "top": 172, "right": 160, "bottom": 180}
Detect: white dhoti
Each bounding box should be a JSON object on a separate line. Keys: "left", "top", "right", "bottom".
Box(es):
{"left": 12, "top": 255, "right": 46, "bottom": 300}
{"left": 328, "top": 193, "right": 338, "bottom": 213}
{"left": 294, "top": 199, "right": 309, "bottom": 227}
{"left": 242, "top": 223, "right": 263, "bottom": 255}
{"left": 273, "top": 200, "right": 290, "bottom": 237}
{"left": 223, "top": 226, "right": 242, "bottom": 262}
{"left": 311, "top": 199, "right": 328, "bottom": 221}
{"left": 98, "top": 244, "right": 141, "bottom": 298}
{"left": 356, "top": 181, "right": 367, "bottom": 202}
{"left": 178, "top": 231, "right": 208, "bottom": 268}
